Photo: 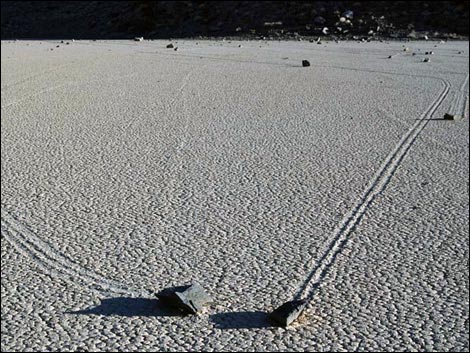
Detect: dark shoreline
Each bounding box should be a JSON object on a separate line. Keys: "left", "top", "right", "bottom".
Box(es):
{"left": 2, "top": 1, "right": 469, "bottom": 41}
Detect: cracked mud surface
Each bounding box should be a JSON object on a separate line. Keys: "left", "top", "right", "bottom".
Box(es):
{"left": 1, "top": 39, "right": 469, "bottom": 351}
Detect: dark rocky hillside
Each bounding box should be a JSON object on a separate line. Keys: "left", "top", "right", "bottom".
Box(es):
{"left": 1, "top": 1, "right": 469, "bottom": 40}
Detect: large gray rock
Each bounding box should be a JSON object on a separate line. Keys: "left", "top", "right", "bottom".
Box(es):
{"left": 156, "top": 283, "right": 213, "bottom": 314}
{"left": 269, "top": 299, "right": 307, "bottom": 326}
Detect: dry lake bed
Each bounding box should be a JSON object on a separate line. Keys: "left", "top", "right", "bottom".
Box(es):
{"left": 1, "top": 39, "right": 469, "bottom": 351}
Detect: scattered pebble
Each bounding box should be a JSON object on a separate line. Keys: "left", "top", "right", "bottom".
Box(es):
{"left": 342, "top": 10, "right": 354, "bottom": 19}
{"left": 174, "top": 47, "right": 178, "bottom": 51}
{"left": 166, "top": 43, "right": 174, "bottom": 48}
{"left": 314, "top": 16, "right": 326, "bottom": 25}
{"left": 423, "top": 57, "right": 431, "bottom": 62}
{"left": 302, "top": 60, "right": 310, "bottom": 67}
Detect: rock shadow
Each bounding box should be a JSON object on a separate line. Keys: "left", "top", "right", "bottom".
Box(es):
{"left": 66, "top": 297, "right": 184, "bottom": 318}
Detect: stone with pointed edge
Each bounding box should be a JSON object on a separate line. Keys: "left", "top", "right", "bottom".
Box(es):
{"left": 156, "top": 283, "right": 213, "bottom": 314}
{"left": 269, "top": 299, "right": 307, "bottom": 326}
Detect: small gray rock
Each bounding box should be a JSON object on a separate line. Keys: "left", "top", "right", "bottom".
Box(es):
{"left": 423, "top": 57, "right": 431, "bottom": 62}
{"left": 302, "top": 60, "right": 310, "bottom": 67}
{"left": 134, "top": 37, "right": 144, "bottom": 42}
{"left": 443, "top": 113, "right": 462, "bottom": 120}
{"left": 156, "top": 283, "right": 213, "bottom": 314}
{"left": 166, "top": 43, "right": 174, "bottom": 48}
{"left": 269, "top": 300, "right": 307, "bottom": 326}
